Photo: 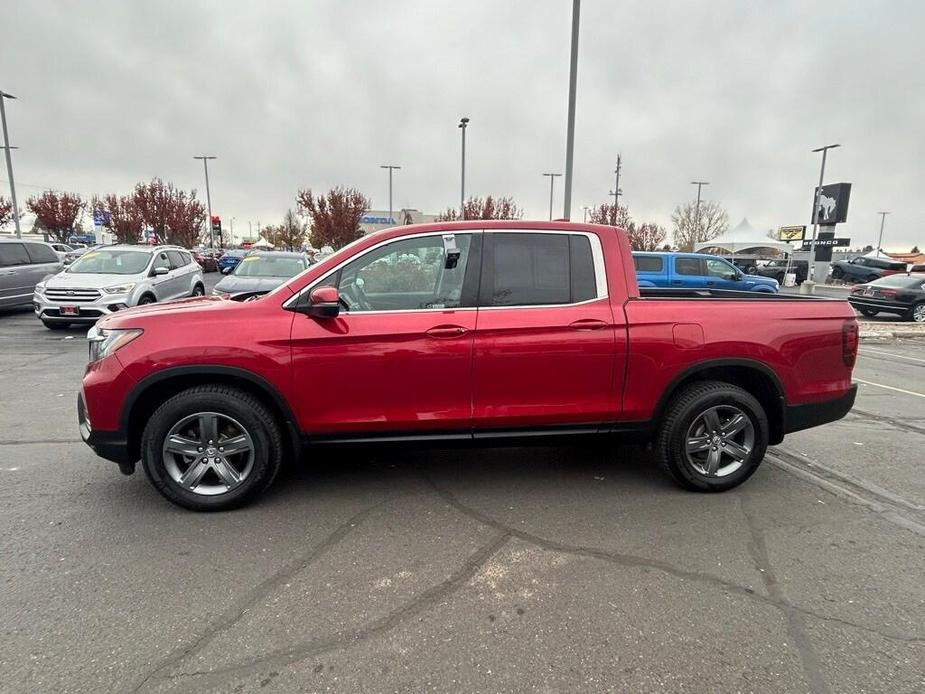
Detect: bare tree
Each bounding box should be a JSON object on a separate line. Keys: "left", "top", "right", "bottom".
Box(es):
{"left": 27, "top": 191, "right": 86, "bottom": 243}
{"left": 270, "top": 209, "right": 308, "bottom": 251}
{"left": 588, "top": 203, "right": 631, "bottom": 228}
{"left": 671, "top": 200, "right": 729, "bottom": 251}
{"left": 296, "top": 186, "right": 369, "bottom": 250}
{"left": 625, "top": 222, "right": 667, "bottom": 252}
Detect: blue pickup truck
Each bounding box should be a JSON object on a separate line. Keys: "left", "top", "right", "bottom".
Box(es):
{"left": 632, "top": 252, "right": 779, "bottom": 293}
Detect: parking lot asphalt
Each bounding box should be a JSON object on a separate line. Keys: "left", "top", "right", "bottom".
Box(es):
{"left": 1, "top": 287, "right": 923, "bottom": 693}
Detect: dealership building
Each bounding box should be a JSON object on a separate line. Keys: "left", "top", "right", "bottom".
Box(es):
{"left": 359, "top": 209, "right": 438, "bottom": 235}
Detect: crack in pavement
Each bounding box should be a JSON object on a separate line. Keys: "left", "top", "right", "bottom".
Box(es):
{"left": 423, "top": 473, "right": 925, "bottom": 646}
{"left": 155, "top": 531, "right": 511, "bottom": 691}
{"left": 846, "top": 408, "right": 925, "bottom": 437}
{"left": 130, "top": 504, "right": 379, "bottom": 693}
{"left": 739, "top": 492, "right": 830, "bottom": 694}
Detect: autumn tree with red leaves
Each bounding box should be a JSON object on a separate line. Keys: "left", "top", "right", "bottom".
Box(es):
{"left": 435, "top": 195, "right": 523, "bottom": 222}
{"left": 296, "top": 186, "right": 369, "bottom": 250}
{"left": 131, "top": 179, "right": 176, "bottom": 243}
{"left": 0, "top": 196, "right": 15, "bottom": 228}
{"left": 165, "top": 191, "right": 206, "bottom": 248}
{"left": 589, "top": 203, "right": 666, "bottom": 251}
{"left": 27, "top": 191, "right": 86, "bottom": 243}
{"left": 129, "top": 178, "right": 207, "bottom": 246}
{"left": 91, "top": 194, "right": 144, "bottom": 244}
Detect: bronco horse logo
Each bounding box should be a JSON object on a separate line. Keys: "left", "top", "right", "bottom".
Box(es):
{"left": 817, "top": 194, "right": 837, "bottom": 222}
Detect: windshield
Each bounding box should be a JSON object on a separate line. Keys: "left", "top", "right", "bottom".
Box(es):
{"left": 67, "top": 249, "right": 151, "bottom": 275}
{"left": 233, "top": 255, "right": 306, "bottom": 278}
{"left": 223, "top": 250, "right": 247, "bottom": 258}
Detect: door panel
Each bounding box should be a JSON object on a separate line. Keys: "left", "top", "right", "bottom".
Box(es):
{"left": 672, "top": 257, "right": 706, "bottom": 288}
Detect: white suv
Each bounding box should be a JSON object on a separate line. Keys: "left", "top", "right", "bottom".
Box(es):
{"left": 33, "top": 245, "right": 204, "bottom": 329}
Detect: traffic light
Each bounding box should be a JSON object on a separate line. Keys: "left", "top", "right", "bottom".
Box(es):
{"left": 211, "top": 215, "right": 222, "bottom": 234}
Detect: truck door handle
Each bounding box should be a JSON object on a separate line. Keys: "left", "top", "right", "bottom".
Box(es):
{"left": 569, "top": 319, "right": 608, "bottom": 331}
{"left": 426, "top": 325, "right": 468, "bottom": 338}
{"left": 671, "top": 279, "right": 683, "bottom": 285}
{"left": 705, "top": 281, "right": 716, "bottom": 286}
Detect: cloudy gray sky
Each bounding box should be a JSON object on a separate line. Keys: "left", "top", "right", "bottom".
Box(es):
{"left": 2, "top": 0, "right": 924, "bottom": 248}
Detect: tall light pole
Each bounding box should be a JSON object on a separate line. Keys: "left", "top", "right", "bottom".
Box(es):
{"left": 562, "top": 0, "right": 581, "bottom": 220}
{"left": 380, "top": 165, "right": 400, "bottom": 225}
{"left": 0, "top": 90, "right": 22, "bottom": 238}
{"left": 609, "top": 154, "right": 622, "bottom": 209}
{"left": 458, "top": 117, "right": 469, "bottom": 218}
{"left": 875, "top": 211, "right": 890, "bottom": 257}
{"left": 581, "top": 205, "right": 590, "bottom": 222}
{"left": 193, "top": 155, "right": 217, "bottom": 248}
{"left": 543, "top": 173, "right": 562, "bottom": 221}
{"left": 808, "top": 144, "right": 839, "bottom": 285}
{"left": 690, "top": 181, "right": 709, "bottom": 241}
{"left": 229, "top": 216, "right": 235, "bottom": 243}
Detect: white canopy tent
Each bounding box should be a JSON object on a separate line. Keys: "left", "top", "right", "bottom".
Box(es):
{"left": 695, "top": 218, "right": 793, "bottom": 254}
{"left": 251, "top": 237, "right": 275, "bottom": 248}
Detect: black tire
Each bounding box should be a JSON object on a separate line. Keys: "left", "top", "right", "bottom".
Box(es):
{"left": 831, "top": 267, "right": 844, "bottom": 280}
{"left": 654, "top": 381, "right": 769, "bottom": 492}
{"left": 858, "top": 308, "right": 879, "bottom": 318}
{"left": 141, "top": 385, "right": 283, "bottom": 511}
{"left": 191, "top": 283, "right": 205, "bottom": 297}
{"left": 138, "top": 294, "right": 156, "bottom": 305}
{"left": 41, "top": 319, "right": 70, "bottom": 330}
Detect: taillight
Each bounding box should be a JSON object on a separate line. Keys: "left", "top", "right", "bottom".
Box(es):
{"left": 842, "top": 320, "right": 859, "bottom": 367}
{"left": 879, "top": 289, "right": 897, "bottom": 298}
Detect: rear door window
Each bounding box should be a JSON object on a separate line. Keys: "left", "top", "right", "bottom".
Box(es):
{"left": 633, "top": 255, "right": 664, "bottom": 272}
{"left": 166, "top": 250, "right": 187, "bottom": 269}
{"left": 0, "top": 243, "right": 30, "bottom": 267}
{"left": 483, "top": 233, "right": 570, "bottom": 306}
{"left": 25, "top": 243, "right": 59, "bottom": 264}
{"left": 675, "top": 257, "right": 703, "bottom": 276}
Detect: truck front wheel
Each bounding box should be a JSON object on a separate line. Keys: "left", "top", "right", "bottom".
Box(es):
{"left": 141, "top": 385, "right": 283, "bottom": 511}
{"left": 654, "top": 381, "right": 768, "bottom": 492}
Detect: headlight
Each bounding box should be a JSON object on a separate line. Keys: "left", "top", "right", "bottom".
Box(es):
{"left": 87, "top": 327, "right": 143, "bottom": 362}
{"left": 102, "top": 283, "right": 136, "bottom": 295}
{"left": 34, "top": 282, "right": 45, "bottom": 295}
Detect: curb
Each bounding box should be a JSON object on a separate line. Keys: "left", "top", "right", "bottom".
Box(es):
{"left": 859, "top": 330, "right": 925, "bottom": 341}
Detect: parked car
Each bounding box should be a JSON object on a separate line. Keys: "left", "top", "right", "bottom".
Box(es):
{"left": 192, "top": 250, "right": 218, "bottom": 272}
{"left": 830, "top": 256, "right": 907, "bottom": 283}
{"left": 34, "top": 245, "right": 204, "bottom": 329}
{"left": 217, "top": 249, "right": 248, "bottom": 274}
{"left": 632, "top": 252, "right": 779, "bottom": 292}
{"left": 48, "top": 242, "right": 75, "bottom": 261}
{"left": 847, "top": 273, "right": 925, "bottom": 321}
{"left": 753, "top": 259, "right": 808, "bottom": 285}
{"left": 0, "top": 239, "right": 64, "bottom": 310}
{"left": 78, "top": 221, "right": 857, "bottom": 511}
{"left": 64, "top": 245, "right": 92, "bottom": 265}
{"left": 212, "top": 251, "right": 310, "bottom": 298}
{"left": 910, "top": 264, "right": 925, "bottom": 273}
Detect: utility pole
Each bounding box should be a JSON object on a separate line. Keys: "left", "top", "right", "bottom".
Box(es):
{"left": 875, "top": 211, "right": 890, "bottom": 258}
{"left": 458, "top": 117, "right": 469, "bottom": 219}
{"left": 193, "top": 155, "right": 217, "bottom": 248}
{"left": 690, "top": 181, "right": 709, "bottom": 241}
{"left": 380, "top": 165, "right": 400, "bottom": 225}
{"left": 562, "top": 0, "right": 581, "bottom": 220}
{"left": 807, "top": 144, "right": 840, "bottom": 286}
{"left": 0, "top": 90, "right": 22, "bottom": 238}
{"left": 581, "top": 205, "right": 590, "bottom": 222}
{"left": 543, "top": 173, "right": 562, "bottom": 221}
{"left": 608, "top": 154, "right": 622, "bottom": 209}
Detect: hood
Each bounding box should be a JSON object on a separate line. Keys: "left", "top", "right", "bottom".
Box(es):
{"left": 97, "top": 295, "right": 228, "bottom": 328}
{"left": 214, "top": 275, "right": 287, "bottom": 294}
{"left": 45, "top": 272, "right": 139, "bottom": 289}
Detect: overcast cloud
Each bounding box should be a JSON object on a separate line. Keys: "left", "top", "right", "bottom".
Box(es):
{"left": 2, "top": 0, "right": 924, "bottom": 248}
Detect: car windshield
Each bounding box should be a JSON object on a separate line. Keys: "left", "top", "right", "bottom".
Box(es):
{"left": 67, "top": 249, "right": 151, "bottom": 275}
{"left": 872, "top": 274, "right": 925, "bottom": 288}
{"left": 233, "top": 255, "right": 306, "bottom": 278}
{"left": 224, "top": 250, "right": 247, "bottom": 258}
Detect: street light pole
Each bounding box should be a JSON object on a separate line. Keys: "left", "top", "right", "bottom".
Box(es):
{"left": 807, "top": 144, "right": 839, "bottom": 285}
{"left": 543, "top": 173, "right": 562, "bottom": 221}
{"left": 875, "top": 211, "right": 890, "bottom": 258}
{"left": 581, "top": 205, "right": 590, "bottom": 222}
{"left": 690, "top": 181, "right": 709, "bottom": 241}
{"left": 609, "top": 154, "right": 622, "bottom": 209}
{"left": 0, "top": 90, "right": 22, "bottom": 238}
{"left": 562, "top": 0, "right": 581, "bottom": 220}
{"left": 194, "top": 155, "right": 217, "bottom": 248}
{"left": 458, "top": 118, "right": 469, "bottom": 219}
{"left": 380, "top": 165, "right": 400, "bottom": 225}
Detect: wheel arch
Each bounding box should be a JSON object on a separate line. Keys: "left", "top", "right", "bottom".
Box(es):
{"left": 122, "top": 366, "right": 301, "bottom": 464}
{"left": 653, "top": 359, "right": 786, "bottom": 445}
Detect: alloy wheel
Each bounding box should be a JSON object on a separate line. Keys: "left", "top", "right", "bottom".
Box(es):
{"left": 913, "top": 304, "right": 925, "bottom": 323}
{"left": 684, "top": 405, "right": 755, "bottom": 478}
{"left": 162, "top": 412, "right": 255, "bottom": 495}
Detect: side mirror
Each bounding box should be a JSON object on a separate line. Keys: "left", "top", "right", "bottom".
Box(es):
{"left": 222, "top": 266, "right": 232, "bottom": 274}
{"left": 306, "top": 286, "right": 340, "bottom": 318}
{"left": 735, "top": 271, "right": 743, "bottom": 281}
{"left": 152, "top": 266, "right": 169, "bottom": 276}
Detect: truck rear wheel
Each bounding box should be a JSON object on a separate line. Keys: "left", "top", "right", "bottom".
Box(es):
{"left": 654, "top": 381, "right": 768, "bottom": 492}
{"left": 141, "top": 385, "right": 283, "bottom": 511}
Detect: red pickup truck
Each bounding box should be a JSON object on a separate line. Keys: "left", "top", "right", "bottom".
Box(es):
{"left": 79, "top": 221, "right": 858, "bottom": 510}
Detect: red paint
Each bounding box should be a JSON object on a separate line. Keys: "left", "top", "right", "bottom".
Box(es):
{"left": 82, "top": 221, "right": 857, "bottom": 442}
